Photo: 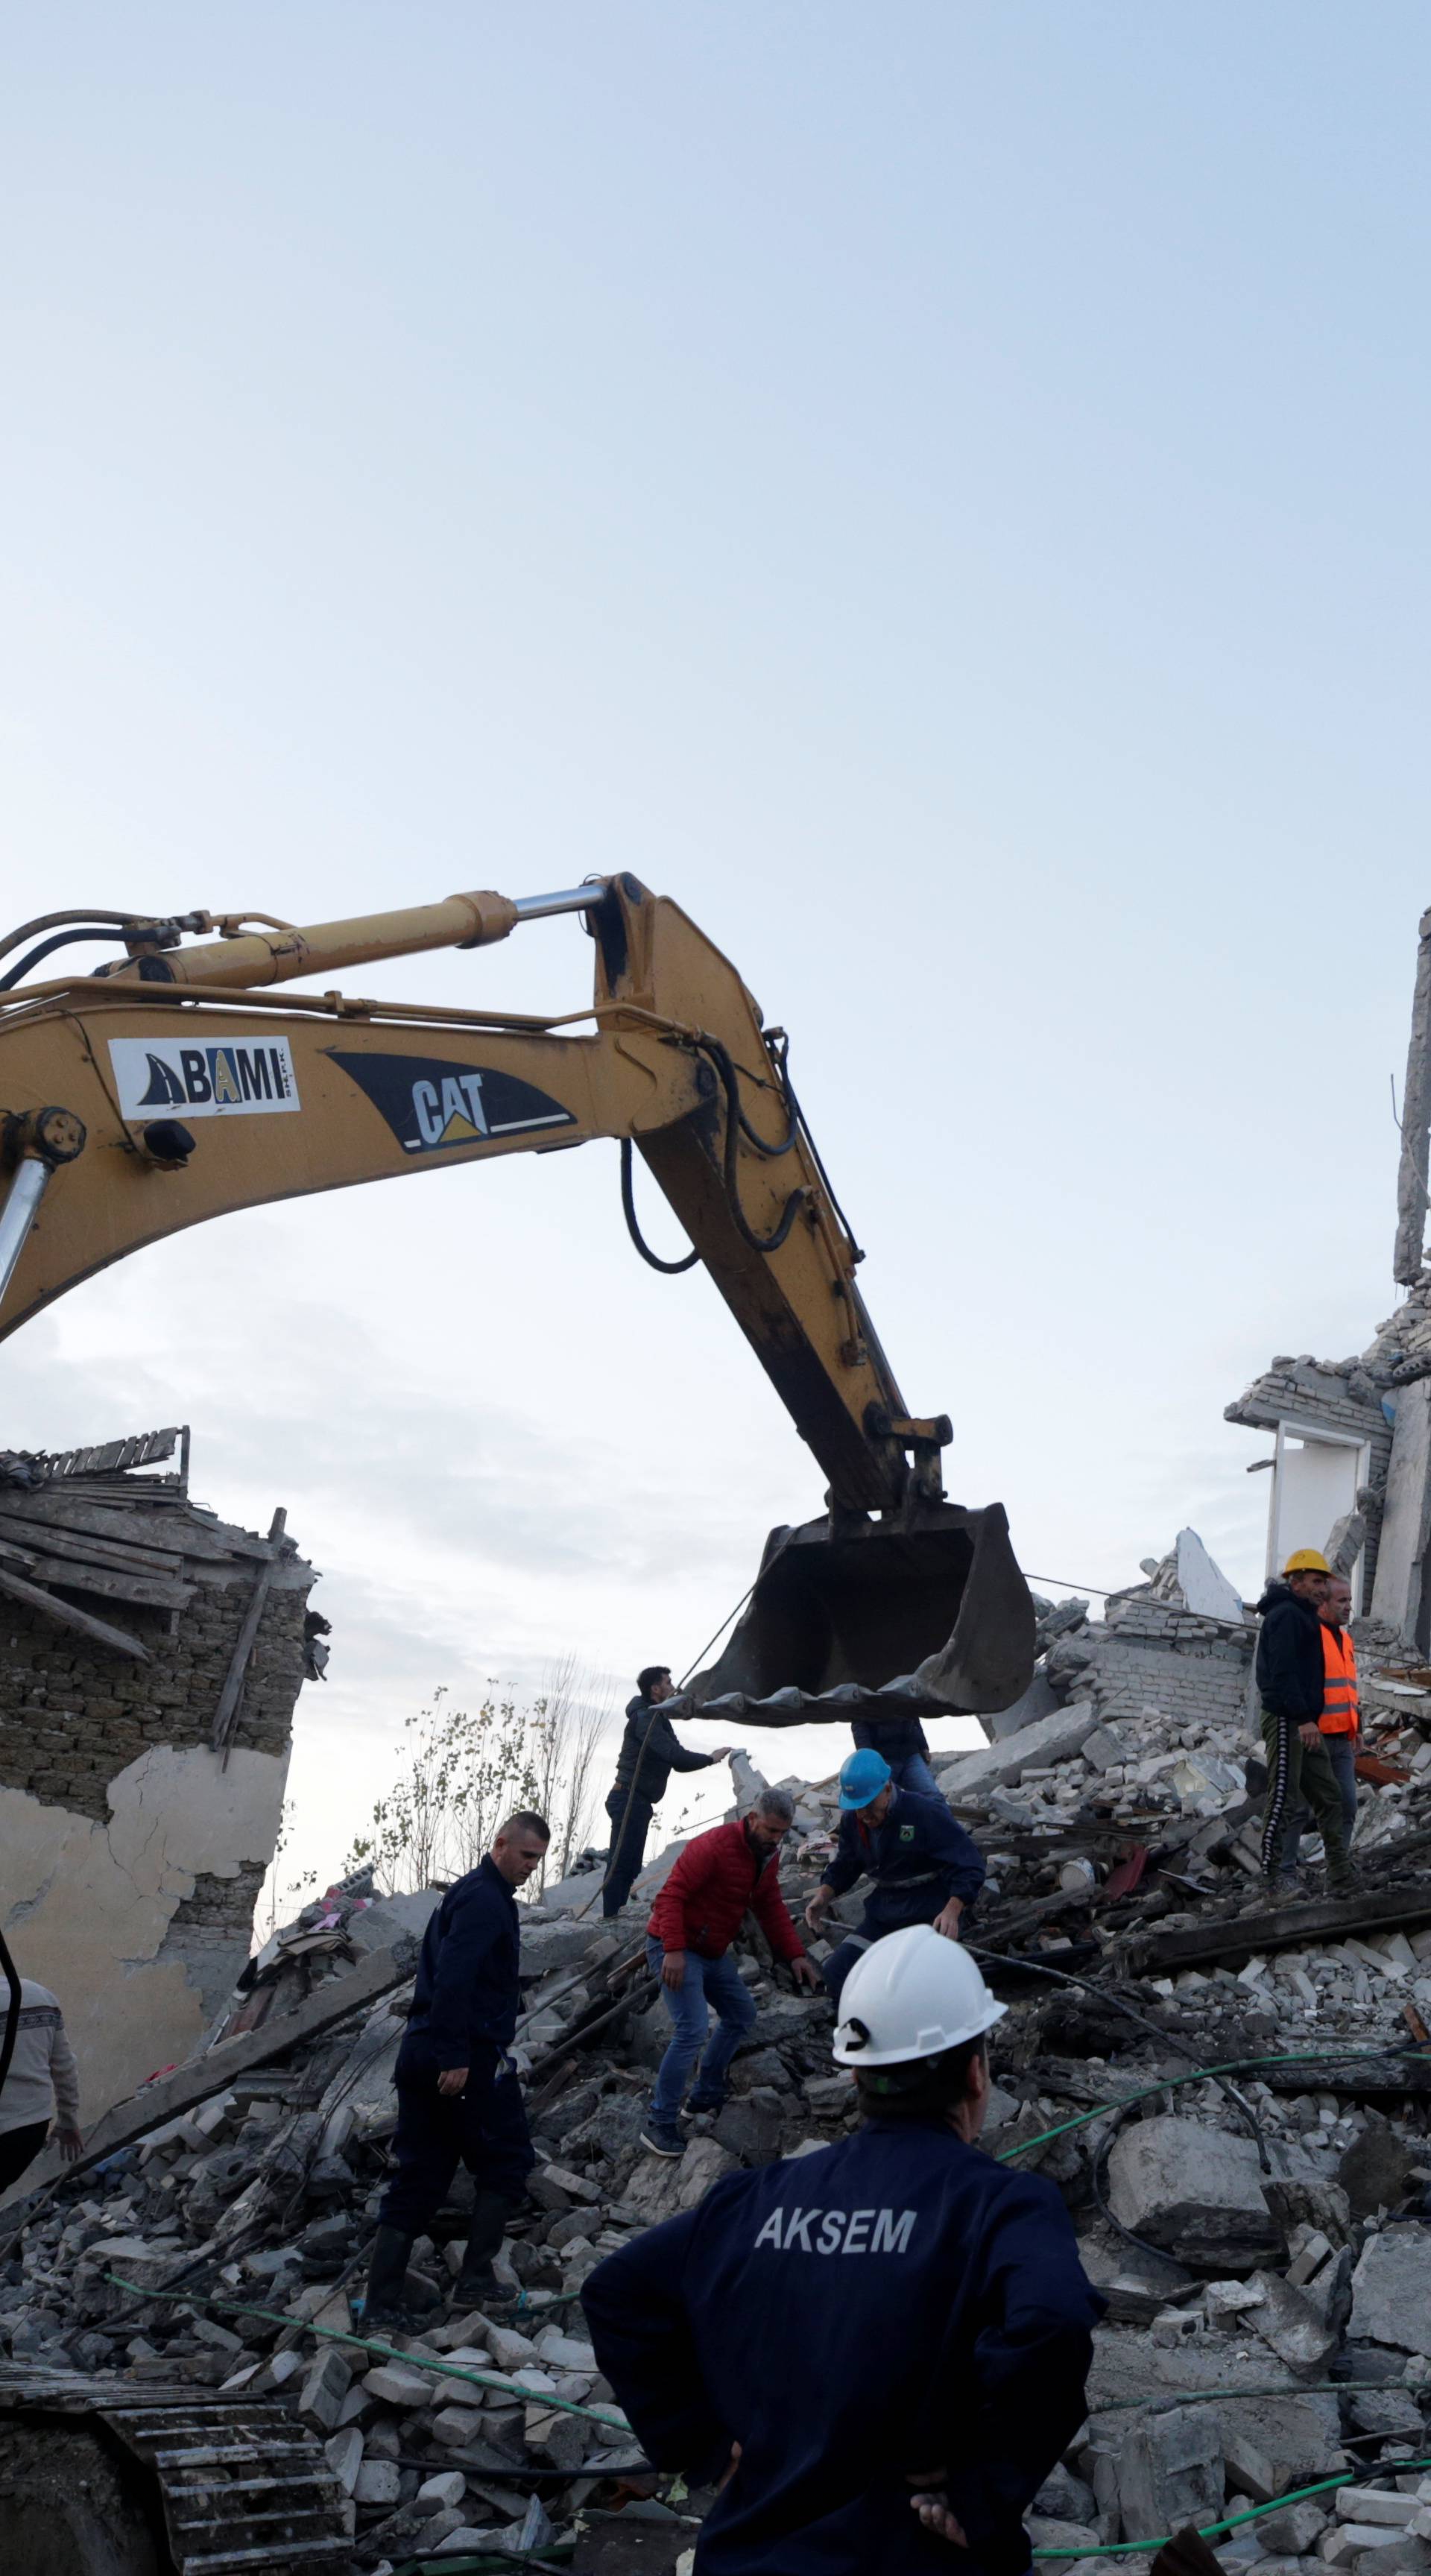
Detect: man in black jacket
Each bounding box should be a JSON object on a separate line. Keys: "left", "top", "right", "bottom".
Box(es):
{"left": 601, "top": 1665, "right": 733, "bottom": 1918}
{"left": 361, "top": 1812, "right": 549, "bottom": 2327}
{"left": 1257, "top": 1549, "right": 1354, "bottom": 1903}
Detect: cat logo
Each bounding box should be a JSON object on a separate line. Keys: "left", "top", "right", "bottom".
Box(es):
{"left": 328, "top": 1050, "right": 577, "bottom": 1155}
{"left": 108, "top": 1035, "right": 300, "bottom": 1120}
{"left": 411, "top": 1070, "right": 488, "bottom": 1149}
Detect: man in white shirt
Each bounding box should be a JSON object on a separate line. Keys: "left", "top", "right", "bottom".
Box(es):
{"left": 0, "top": 1978, "right": 83, "bottom": 2189}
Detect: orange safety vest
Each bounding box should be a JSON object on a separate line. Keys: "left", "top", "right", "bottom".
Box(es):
{"left": 1319, "top": 1622, "right": 1359, "bottom": 1735}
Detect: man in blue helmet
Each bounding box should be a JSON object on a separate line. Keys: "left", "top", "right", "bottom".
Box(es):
{"left": 805, "top": 1749, "right": 985, "bottom": 2009}
{"left": 581, "top": 1926, "right": 1102, "bottom": 2575}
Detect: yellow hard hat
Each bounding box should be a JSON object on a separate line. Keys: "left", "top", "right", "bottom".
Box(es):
{"left": 1283, "top": 1547, "right": 1332, "bottom": 1576}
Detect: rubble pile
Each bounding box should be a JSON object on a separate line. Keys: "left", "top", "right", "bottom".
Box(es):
{"left": 13, "top": 1549, "right": 1431, "bottom": 2566}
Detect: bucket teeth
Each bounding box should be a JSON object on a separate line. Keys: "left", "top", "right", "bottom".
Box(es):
{"left": 689, "top": 1500, "right": 1034, "bottom": 1721}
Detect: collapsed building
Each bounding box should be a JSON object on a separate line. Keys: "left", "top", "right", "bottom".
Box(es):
{"left": 7, "top": 1585, "right": 1431, "bottom": 2576}
{"left": 0, "top": 1429, "right": 320, "bottom": 2122}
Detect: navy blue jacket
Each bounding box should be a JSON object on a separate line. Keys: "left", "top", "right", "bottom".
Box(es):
{"left": 1255, "top": 1580, "right": 1325, "bottom": 1723}
{"left": 851, "top": 1715, "right": 931, "bottom": 1763}
{"left": 582, "top": 2119, "right": 1102, "bottom": 2576}
{"left": 404, "top": 1856, "right": 522, "bottom": 2070}
{"left": 824, "top": 1788, "right": 985, "bottom": 1929}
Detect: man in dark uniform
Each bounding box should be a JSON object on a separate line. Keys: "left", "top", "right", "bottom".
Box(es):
{"left": 601, "top": 1664, "right": 733, "bottom": 1918}
{"left": 361, "top": 1811, "right": 549, "bottom": 2327}
{"left": 848, "top": 1711, "right": 941, "bottom": 1801}
{"left": 805, "top": 1750, "right": 985, "bottom": 2007}
{"left": 581, "top": 1925, "right": 1102, "bottom": 2575}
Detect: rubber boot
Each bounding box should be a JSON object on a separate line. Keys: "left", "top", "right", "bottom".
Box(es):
{"left": 452, "top": 2188, "right": 519, "bottom": 2317}
{"left": 361, "top": 2225, "right": 442, "bottom": 2330}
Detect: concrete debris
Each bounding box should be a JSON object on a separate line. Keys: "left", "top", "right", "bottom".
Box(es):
{"left": 10, "top": 1522, "right": 1431, "bottom": 2568}
{"left": 1105, "top": 2118, "right": 1281, "bottom": 2274}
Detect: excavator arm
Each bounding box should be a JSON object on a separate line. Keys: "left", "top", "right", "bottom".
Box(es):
{"left": 0, "top": 876, "right": 1034, "bottom": 1720}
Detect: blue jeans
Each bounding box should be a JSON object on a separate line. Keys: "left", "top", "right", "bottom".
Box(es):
{"left": 647, "top": 1938, "right": 757, "bottom": 2124}
{"left": 885, "top": 1752, "right": 941, "bottom": 1801}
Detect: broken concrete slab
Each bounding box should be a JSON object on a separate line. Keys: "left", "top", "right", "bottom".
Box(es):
{"left": 1174, "top": 1530, "right": 1245, "bottom": 1623}
{"left": 1106, "top": 2118, "right": 1282, "bottom": 2273}
{"left": 985, "top": 1666, "right": 1061, "bottom": 1745}
{"left": 935, "top": 1700, "right": 1101, "bottom": 1796}
{"left": 621, "top": 2136, "right": 739, "bottom": 2225}
{"left": 1338, "top": 2121, "right": 1422, "bottom": 2219}
{"left": 1350, "top": 2226, "right": 1431, "bottom": 2355}
{"left": 1115, "top": 2403, "right": 1225, "bottom": 2542}
{"left": 1245, "top": 2267, "right": 1340, "bottom": 2378}
{"left": 1213, "top": 2391, "right": 1344, "bottom": 2503}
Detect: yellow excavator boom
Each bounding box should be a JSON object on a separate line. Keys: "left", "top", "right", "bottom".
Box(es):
{"left": 0, "top": 876, "right": 1034, "bottom": 1723}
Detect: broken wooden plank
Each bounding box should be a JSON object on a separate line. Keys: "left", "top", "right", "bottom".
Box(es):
{"left": 1125, "top": 1875, "right": 1431, "bottom": 1977}
{"left": 8, "top": 1553, "right": 191, "bottom": 1611}
{"left": 0, "top": 1561, "right": 148, "bottom": 1661}
{"left": 0, "top": 1942, "right": 411, "bottom": 2226}
{"left": 34, "top": 1427, "right": 182, "bottom": 1480}
{"left": 212, "top": 1508, "right": 286, "bottom": 1760}
{"left": 0, "top": 1503, "right": 186, "bottom": 1576}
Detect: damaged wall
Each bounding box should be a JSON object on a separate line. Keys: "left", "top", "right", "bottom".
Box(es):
{"left": 1225, "top": 1356, "right": 1392, "bottom": 1603}
{"left": 0, "top": 1456, "right": 315, "bottom": 2123}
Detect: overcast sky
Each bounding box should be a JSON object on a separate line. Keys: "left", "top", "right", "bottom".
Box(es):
{"left": 3, "top": 6, "right": 1430, "bottom": 1901}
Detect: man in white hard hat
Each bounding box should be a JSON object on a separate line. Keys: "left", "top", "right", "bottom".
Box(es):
{"left": 581, "top": 1925, "right": 1103, "bottom": 2575}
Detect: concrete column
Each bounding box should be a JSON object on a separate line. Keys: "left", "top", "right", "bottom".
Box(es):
{"left": 1394, "top": 907, "right": 1431, "bottom": 1286}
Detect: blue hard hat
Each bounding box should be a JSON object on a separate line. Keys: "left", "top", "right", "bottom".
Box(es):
{"left": 838, "top": 1749, "right": 891, "bottom": 1811}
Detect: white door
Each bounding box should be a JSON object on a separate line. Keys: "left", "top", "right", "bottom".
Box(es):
{"left": 1269, "top": 1421, "right": 1369, "bottom": 1610}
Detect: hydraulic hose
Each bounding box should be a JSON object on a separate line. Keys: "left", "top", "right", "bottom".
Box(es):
{"left": 0, "top": 926, "right": 140, "bottom": 988}
{"left": 619, "top": 1137, "right": 698, "bottom": 1273}
{"left": 695, "top": 1036, "right": 806, "bottom": 1254}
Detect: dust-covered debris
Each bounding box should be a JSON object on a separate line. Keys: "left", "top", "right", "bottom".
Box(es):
{"left": 8, "top": 1539, "right": 1431, "bottom": 2570}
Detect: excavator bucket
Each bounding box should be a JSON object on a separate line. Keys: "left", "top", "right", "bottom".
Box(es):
{"left": 688, "top": 1500, "right": 1035, "bottom": 1726}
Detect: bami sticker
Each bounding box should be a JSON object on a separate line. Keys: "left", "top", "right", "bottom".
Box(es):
{"left": 328, "top": 1051, "right": 577, "bottom": 1154}
{"left": 109, "top": 1035, "right": 300, "bottom": 1119}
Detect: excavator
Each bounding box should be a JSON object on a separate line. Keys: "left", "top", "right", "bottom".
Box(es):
{"left": 0, "top": 874, "right": 1034, "bottom": 1725}
{"left": 0, "top": 877, "right": 1035, "bottom": 2572}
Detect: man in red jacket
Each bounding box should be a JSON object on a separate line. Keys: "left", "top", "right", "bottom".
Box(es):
{"left": 642, "top": 1787, "right": 821, "bottom": 2158}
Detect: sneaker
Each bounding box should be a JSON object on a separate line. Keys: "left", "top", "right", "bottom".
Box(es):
{"left": 685, "top": 2093, "right": 725, "bottom": 2119}
{"left": 640, "top": 2119, "right": 686, "bottom": 2159}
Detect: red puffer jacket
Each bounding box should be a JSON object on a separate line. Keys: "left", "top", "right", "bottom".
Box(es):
{"left": 647, "top": 1819, "right": 806, "bottom": 1963}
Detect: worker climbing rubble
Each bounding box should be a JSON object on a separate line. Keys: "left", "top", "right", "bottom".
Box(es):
{"left": 582, "top": 1926, "right": 1103, "bottom": 2574}
{"left": 847, "top": 1707, "right": 944, "bottom": 1801}
{"left": 804, "top": 1748, "right": 987, "bottom": 2005}
{"left": 601, "top": 1664, "right": 734, "bottom": 1918}
{"left": 361, "top": 1811, "right": 551, "bottom": 2329}
{"left": 1257, "top": 1548, "right": 1356, "bottom": 1905}
{"left": 640, "top": 1785, "right": 821, "bottom": 2159}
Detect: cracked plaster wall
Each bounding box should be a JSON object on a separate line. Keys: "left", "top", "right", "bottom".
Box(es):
{"left": 0, "top": 1514, "right": 312, "bottom": 2125}
{"left": 0, "top": 1743, "right": 290, "bottom": 2124}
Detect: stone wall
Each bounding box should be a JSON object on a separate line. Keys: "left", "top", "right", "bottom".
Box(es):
{"left": 0, "top": 1579, "right": 306, "bottom": 1821}
{"left": 0, "top": 1497, "right": 315, "bottom": 2123}
{"left": 1087, "top": 1598, "right": 1254, "bottom": 1729}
